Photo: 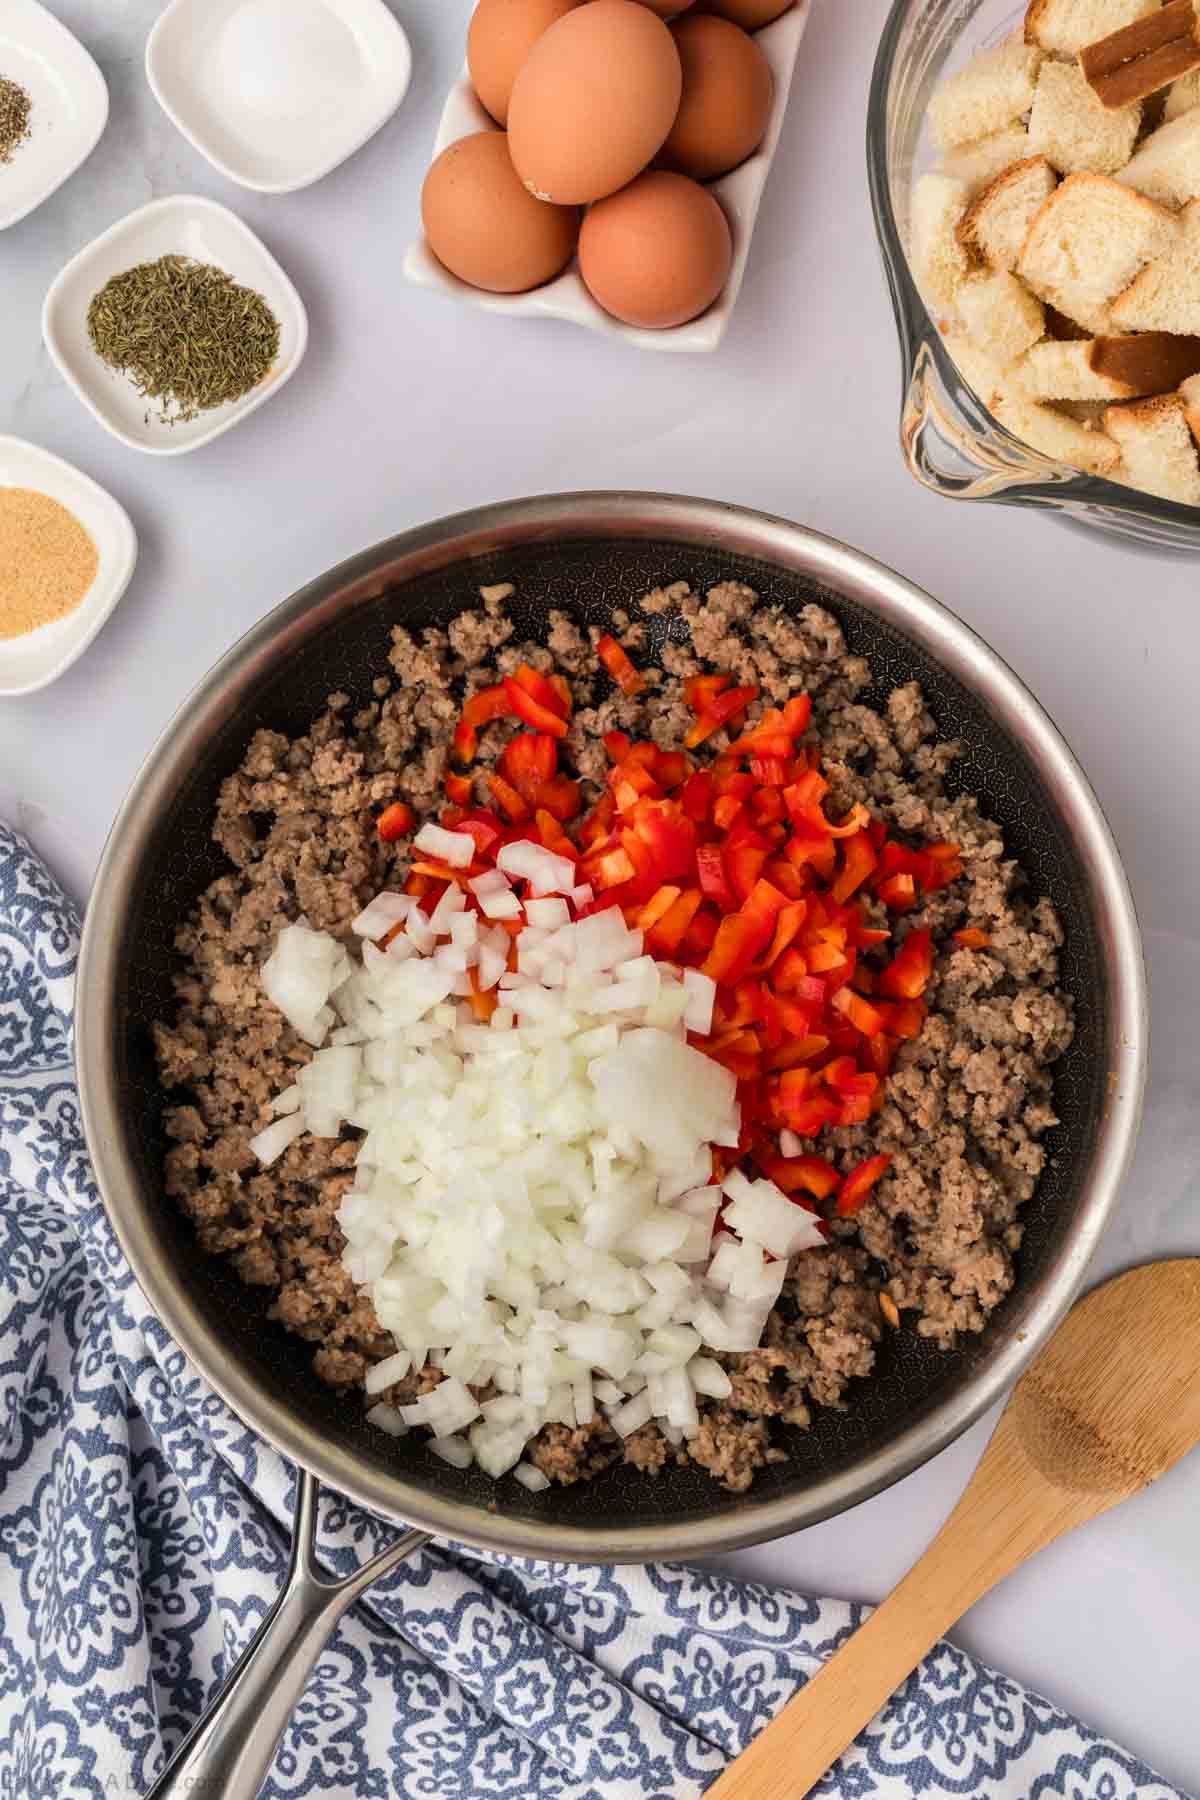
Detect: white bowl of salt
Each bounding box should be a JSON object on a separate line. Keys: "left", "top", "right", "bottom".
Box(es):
{"left": 146, "top": 0, "right": 412, "bottom": 195}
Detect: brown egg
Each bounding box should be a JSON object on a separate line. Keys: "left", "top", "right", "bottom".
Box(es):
{"left": 421, "top": 132, "right": 580, "bottom": 293}
{"left": 696, "top": 0, "right": 792, "bottom": 29}
{"left": 508, "top": 1, "right": 682, "bottom": 205}
{"left": 579, "top": 169, "right": 732, "bottom": 328}
{"left": 622, "top": 0, "right": 696, "bottom": 13}
{"left": 467, "top": 0, "right": 581, "bottom": 126}
{"left": 661, "top": 14, "right": 772, "bottom": 180}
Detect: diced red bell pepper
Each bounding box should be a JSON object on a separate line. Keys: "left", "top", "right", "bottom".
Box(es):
{"left": 535, "top": 808, "right": 579, "bottom": 861}
{"left": 696, "top": 842, "right": 734, "bottom": 908}
{"left": 776, "top": 1088, "right": 839, "bottom": 1137}
{"left": 876, "top": 998, "right": 926, "bottom": 1039}
{"left": 726, "top": 843, "right": 768, "bottom": 904}
{"left": 467, "top": 970, "right": 499, "bottom": 1024}
{"left": 750, "top": 756, "right": 790, "bottom": 786}
{"left": 487, "top": 773, "right": 531, "bottom": 823}
{"left": 880, "top": 928, "right": 935, "bottom": 999}
{"left": 765, "top": 1155, "right": 840, "bottom": 1200}
{"left": 655, "top": 750, "right": 691, "bottom": 790}
{"left": 766, "top": 1033, "right": 829, "bottom": 1071}
{"left": 503, "top": 675, "right": 568, "bottom": 739}
{"left": 683, "top": 685, "right": 759, "bottom": 750}
{"left": 831, "top": 832, "right": 878, "bottom": 904}
{"left": 460, "top": 681, "right": 512, "bottom": 743}
{"left": 377, "top": 801, "right": 415, "bottom": 842}
{"left": 604, "top": 730, "right": 631, "bottom": 763}
{"left": 826, "top": 803, "right": 871, "bottom": 840}
{"left": 638, "top": 885, "right": 682, "bottom": 931}
{"left": 580, "top": 791, "right": 616, "bottom": 847}
{"left": 511, "top": 662, "right": 569, "bottom": 720}
{"left": 752, "top": 789, "right": 788, "bottom": 826}
{"left": 836, "top": 1153, "right": 893, "bottom": 1217}
{"left": 647, "top": 888, "right": 704, "bottom": 955}
{"left": 830, "top": 985, "right": 885, "bottom": 1039}
{"left": 783, "top": 768, "right": 830, "bottom": 832}
{"left": 701, "top": 880, "right": 786, "bottom": 984}
{"left": 955, "top": 926, "right": 991, "bottom": 949}
{"left": 681, "top": 769, "right": 713, "bottom": 823}
{"left": 751, "top": 899, "right": 808, "bottom": 971}
{"left": 501, "top": 730, "right": 557, "bottom": 801}
{"left": 410, "top": 859, "right": 467, "bottom": 885}
{"left": 914, "top": 842, "right": 964, "bottom": 891}
{"left": 444, "top": 771, "right": 473, "bottom": 807}
{"left": 597, "top": 634, "right": 646, "bottom": 697}
{"left": 712, "top": 795, "right": 745, "bottom": 833}
{"left": 533, "top": 775, "right": 581, "bottom": 821}
{"left": 682, "top": 908, "right": 720, "bottom": 955}
{"left": 628, "top": 800, "right": 696, "bottom": 882}
{"left": 781, "top": 693, "right": 813, "bottom": 737}
{"left": 685, "top": 672, "right": 731, "bottom": 713}
{"left": 877, "top": 871, "right": 918, "bottom": 912}
{"left": 588, "top": 845, "right": 636, "bottom": 890}
{"left": 764, "top": 858, "right": 807, "bottom": 900}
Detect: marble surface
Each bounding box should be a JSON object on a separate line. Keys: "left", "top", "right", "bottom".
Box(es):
{"left": 1, "top": 1, "right": 1198, "bottom": 1788}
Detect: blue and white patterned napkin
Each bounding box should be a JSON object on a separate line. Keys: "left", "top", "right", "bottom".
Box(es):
{"left": 0, "top": 819, "right": 1186, "bottom": 1800}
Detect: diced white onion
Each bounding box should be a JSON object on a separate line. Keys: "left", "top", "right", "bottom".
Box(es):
{"left": 514, "top": 1460, "right": 551, "bottom": 1492}
{"left": 364, "top": 1349, "right": 413, "bottom": 1395}
{"left": 414, "top": 823, "right": 475, "bottom": 868}
{"left": 366, "top": 1403, "right": 408, "bottom": 1437}
{"left": 249, "top": 1112, "right": 306, "bottom": 1166}
{"left": 351, "top": 892, "right": 413, "bottom": 938}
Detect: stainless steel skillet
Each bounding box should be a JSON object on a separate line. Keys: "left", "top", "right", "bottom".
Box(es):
{"left": 75, "top": 492, "right": 1146, "bottom": 1799}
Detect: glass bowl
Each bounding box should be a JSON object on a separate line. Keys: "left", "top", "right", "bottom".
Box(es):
{"left": 868, "top": 0, "right": 1200, "bottom": 553}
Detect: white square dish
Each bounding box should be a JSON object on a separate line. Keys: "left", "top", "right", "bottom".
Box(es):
{"left": 42, "top": 194, "right": 309, "bottom": 457}
{"left": 0, "top": 0, "right": 108, "bottom": 232}
{"left": 0, "top": 436, "right": 137, "bottom": 698}
{"left": 146, "top": 0, "right": 412, "bottom": 195}
{"left": 403, "top": 0, "right": 810, "bottom": 353}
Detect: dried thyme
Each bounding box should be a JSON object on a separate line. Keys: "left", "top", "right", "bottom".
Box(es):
{"left": 0, "top": 76, "right": 32, "bottom": 164}
{"left": 86, "top": 255, "right": 281, "bottom": 425}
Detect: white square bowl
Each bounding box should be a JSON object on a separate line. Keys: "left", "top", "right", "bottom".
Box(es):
{"left": 0, "top": 0, "right": 108, "bottom": 232}
{"left": 403, "top": 0, "right": 810, "bottom": 353}
{"left": 0, "top": 437, "right": 137, "bottom": 698}
{"left": 42, "top": 194, "right": 309, "bottom": 457}
{"left": 146, "top": 0, "right": 412, "bottom": 195}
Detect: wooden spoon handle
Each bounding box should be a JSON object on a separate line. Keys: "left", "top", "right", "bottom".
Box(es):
{"left": 706, "top": 1422, "right": 1081, "bottom": 1800}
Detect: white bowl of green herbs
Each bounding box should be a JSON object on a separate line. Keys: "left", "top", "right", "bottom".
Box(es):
{"left": 42, "top": 194, "right": 308, "bottom": 457}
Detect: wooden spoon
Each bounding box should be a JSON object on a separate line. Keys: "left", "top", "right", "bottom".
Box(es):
{"left": 708, "top": 1258, "right": 1200, "bottom": 1800}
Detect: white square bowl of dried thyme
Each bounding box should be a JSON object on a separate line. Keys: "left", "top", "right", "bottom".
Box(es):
{"left": 41, "top": 194, "right": 309, "bottom": 457}
{"left": 0, "top": 0, "right": 108, "bottom": 232}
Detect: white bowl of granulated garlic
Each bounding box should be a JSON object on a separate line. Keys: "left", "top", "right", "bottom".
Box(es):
{"left": 0, "top": 437, "right": 138, "bottom": 698}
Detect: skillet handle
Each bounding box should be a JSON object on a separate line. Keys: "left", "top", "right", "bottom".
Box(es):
{"left": 145, "top": 1469, "right": 430, "bottom": 1800}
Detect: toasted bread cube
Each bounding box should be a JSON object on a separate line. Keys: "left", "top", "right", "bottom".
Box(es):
{"left": 1018, "top": 172, "right": 1179, "bottom": 332}
{"left": 1118, "top": 108, "right": 1200, "bottom": 205}
{"left": 911, "top": 173, "right": 973, "bottom": 320}
{"left": 1111, "top": 197, "right": 1200, "bottom": 329}
{"left": 959, "top": 156, "right": 1058, "bottom": 269}
{"left": 929, "top": 38, "right": 1044, "bottom": 152}
{"left": 939, "top": 127, "right": 1035, "bottom": 197}
{"left": 1028, "top": 59, "right": 1142, "bottom": 175}
{"left": 1017, "top": 338, "right": 1136, "bottom": 398}
{"left": 941, "top": 330, "right": 1010, "bottom": 409}
{"left": 1104, "top": 393, "right": 1200, "bottom": 501}
{"left": 1181, "top": 371, "right": 1200, "bottom": 444}
{"left": 1164, "top": 68, "right": 1200, "bottom": 119}
{"left": 957, "top": 270, "right": 1046, "bottom": 363}
{"left": 993, "top": 388, "right": 1123, "bottom": 472}
{"left": 1025, "top": 0, "right": 1161, "bottom": 57}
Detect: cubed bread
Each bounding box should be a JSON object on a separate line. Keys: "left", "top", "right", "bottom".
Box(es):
{"left": 1027, "top": 59, "right": 1142, "bottom": 174}
{"left": 1181, "top": 370, "right": 1200, "bottom": 443}
{"left": 941, "top": 330, "right": 1009, "bottom": 408}
{"left": 1164, "top": 68, "right": 1200, "bottom": 118}
{"left": 1111, "top": 196, "right": 1200, "bottom": 329}
{"left": 1118, "top": 108, "right": 1200, "bottom": 204}
{"left": 929, "top": 38, "right": 1044, "bottom": 151}
{"left": 1017, "top": 338, "right": 1137, "bottom": 397}
{"left": 958, "top": 157, "right": 1058, "bottom": 269}
{"left": 1104, "top": 392, "right": 1200, "bottom": 500}
{"left": 1018, "top": 172, "right": 1179, "bottom": 332}
{"left": 1025, "top": 0, "right": 1162, "bottom": 56}
{"left": 911, "top": 173, "right": 973, "bottom": 320}
{"left": 993, "top": 387, "right": 1123, "bottom": 472}
{"left": 957, "top": 270, "right": 1046, "bottom": 362}
{"left": 940, "top": 127, "right": 1035, "bottom": 196}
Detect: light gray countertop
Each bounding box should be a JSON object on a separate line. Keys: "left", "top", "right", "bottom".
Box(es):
{"left": 2, "top": 2, "right": 1197, "bottom": 1788}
